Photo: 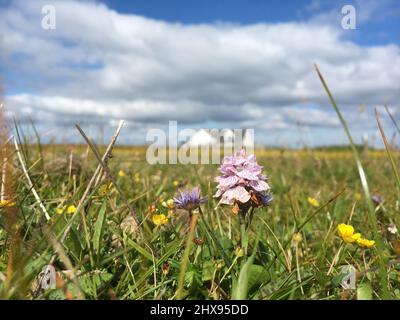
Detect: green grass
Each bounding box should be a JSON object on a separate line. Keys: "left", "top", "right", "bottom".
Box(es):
{"left": 1, "top": 144, "right": 400, "bottom": 300}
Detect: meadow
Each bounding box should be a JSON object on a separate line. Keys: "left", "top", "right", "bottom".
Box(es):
{"left": 0, "top": 69, "right": 400, "bottom": 300}
{"left": 1, "top": 142, "right": 400, "bottom": 300}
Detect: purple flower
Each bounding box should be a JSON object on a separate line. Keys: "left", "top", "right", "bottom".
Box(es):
{"left": 371, "top": 195, "right": 383, "bottom": 205}
{"left": 174, "top": 187, "right": 206, "bottom": 211}
{"left": 260, "top": 193, "right": 273, "bottom": 206}
{"left": 214, "top": 150, "right": 271, "bottom": 209}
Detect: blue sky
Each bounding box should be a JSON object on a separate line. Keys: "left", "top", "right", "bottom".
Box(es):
{"left": 102, "top": 0, "right": 400, "bottom": 46}
{"left": 103, "top": 0, "right": 305, "bottom": 24}
{"left": 1, "top": 0, "right": 399, "bottom": 147}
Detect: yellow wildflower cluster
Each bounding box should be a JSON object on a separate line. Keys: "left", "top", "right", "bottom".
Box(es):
{"left": 152, "top": 214, "right": 168, "bottom": 226}
{"left": 151, "top": 198, "right": 176, "bottom": 227}
{"left": 56, "top": 205, "right": 77, "bottom": 215}
{"left": 337, "top": 223, "right": 375, "bottom": 249}
{"left": 161, "top": 198, "right": 175, "bottom": 217}
{"left": 118, "top": 170, "right": 126, "bottom": 177}
{"left": 0, "top": 199, "right": 16, "bottom": 207}
{"left": 134, "top": 172, "right": 141, "bottom": 183}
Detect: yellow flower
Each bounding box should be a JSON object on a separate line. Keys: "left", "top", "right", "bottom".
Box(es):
{"left": 0, "top": 199, "right": 16, "bottom": 207}
{"left": 337, "top": 223, "right": 361, "bottom": 243}
{"left": 152, "top": 214, "right": 168, "bottom": 226}
{"left": 66, "top": 205, "right": 77, "bottom": 214}
{"left": 55, "top": 205, "right": 77, "bottom": 215}
{"left": 235, "top": 247, "right": 244, "bottom": 257}
{"left": 118, "top": 170, "right": 126, "bottom": 177}
{"left": 350, "top": 232, "right": 362, "bottom": 242}
{"left": 353, "top": 192, "right": 362, "bottom": 201}
{"left": 173, "top": 180, "right": 179, "bottom": 187}
{"left": 292, "top": 232, "right": 303, "bottom": 244}
{"left": 98, "top": 183, "right": 113, "bottom": 197}
{"left": 56, "top": 205, "right": 66, "bottom": 214}
{"left": 134, "top": 172, "right": 141, "bottom": 183}
{"left": 356, "top": 238, "right": 375, "bottom": 249}
{"left": 338, "top": 223, "right": 354, "bottom": 238}
{"left": 307, "top": 197, "right": 319, "bottom": 207}
{"left": 165, "top": 198, "right": 175, "bottom": 209}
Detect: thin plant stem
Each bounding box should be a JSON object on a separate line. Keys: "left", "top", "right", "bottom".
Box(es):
{"left": 176, "top": 211, "right": 198, "bottom": 300}
{"left": 315, "top": 64, "right": 390, "bottom": 299}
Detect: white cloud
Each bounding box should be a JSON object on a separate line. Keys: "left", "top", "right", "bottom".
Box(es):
{"left": 1, "top": 0, "right": 399, "bottom": 146}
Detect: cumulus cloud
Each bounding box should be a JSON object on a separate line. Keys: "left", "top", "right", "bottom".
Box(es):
{"left": 1, "top": 0, "right": 399, "bottom": 146}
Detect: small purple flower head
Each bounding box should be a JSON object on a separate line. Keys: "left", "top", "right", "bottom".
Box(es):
{"left": 174, "top": 187, "right": 206, "bottom": 211}
{"left": 371, "top": 194, "right": 383, "bottom": 205}
{"left": 260, "top": 193, "right": 273, "bottom": 206}
{"left": 214, "top": 150, "right": 272, "bottom": 212}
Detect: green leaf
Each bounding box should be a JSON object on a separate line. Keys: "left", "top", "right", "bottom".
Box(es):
{"left": 79, "top": 271, "right": 113, "bottom": 296}
{"left": 232, "top": 255, "right": 255, "bottom": 300}
{"left": 93, "top": 201, "right": 107, "bottom": 257}
{"left": 23, "top": 253, "right": 52, "bottom": 278}
{"left": 220, "top": 236, "right": 233, "bottom": 251}
{"left": 357, "top": 282, "right": 373, "bottom": 300}
{"left": 126, "top": 238, "right": 153, "bottom": 261}
{"left": 66, "top": 227, "right": 84, "bottom": 260}
{"left": 48, "top": 289, "right": 66, "bottom": 300}
{"left": 184, "top": 264, "right": 201, "bottom": 289}
{"left": 247, "top": 264, "right": 270, "bottom": 292}
{"left": 201, "top": 260, "right": 222, "bottom": 282}
{"left": 257, "top": 241, "right": 270, "bottom": 265}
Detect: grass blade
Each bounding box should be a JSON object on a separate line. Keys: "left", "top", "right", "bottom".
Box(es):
{"left": 93, "top": 200, "right": 107, "bottom": 259}
{"left": 375, "top": 109, "right": 400, "bottom": 195}
{"left": 315, "top": 64, "right": 390, "bottom": 299}
{"left": 384, "top": 105, "right": 400, "bottom": 136}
